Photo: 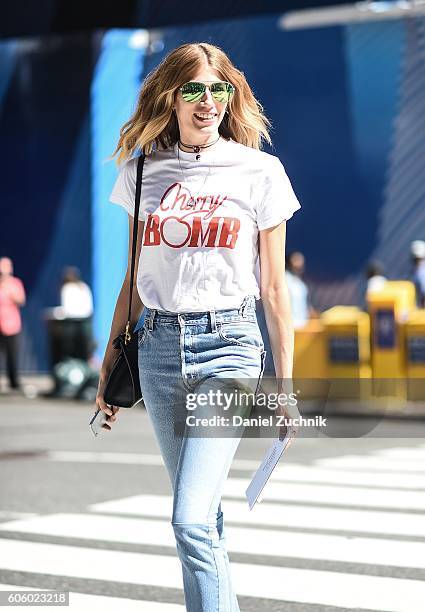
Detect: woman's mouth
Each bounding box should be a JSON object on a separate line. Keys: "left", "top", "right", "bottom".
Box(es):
{"left": 193, "top": 113, "right": 217, "bottom": 124}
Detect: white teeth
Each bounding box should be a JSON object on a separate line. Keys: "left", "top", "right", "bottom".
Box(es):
{"left": 194, "top": 113, "right": 216, "bottom": 119}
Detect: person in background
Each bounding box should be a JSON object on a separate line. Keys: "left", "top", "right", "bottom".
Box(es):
{"left": 410, "top": 240, "right": 425, "bottom": 308}
{"left": 0, "top": 257, "right": 26, "bottom": 391}
{"left": 365, "top": 260, "right": 387, "bottom": 294}
{"left": 60, "top": 266, "right": 93, "bottom": 318}
{"left": 285, "top": 250, "right": 318, "bottom": 328}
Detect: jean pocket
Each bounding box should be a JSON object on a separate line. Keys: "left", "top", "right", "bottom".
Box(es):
{"left": 218, "top": 320, "right": 264, "bottom": 352}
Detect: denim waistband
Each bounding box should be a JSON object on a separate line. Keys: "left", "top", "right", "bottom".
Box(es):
{"left": 143, "top": 295, "right": 257, "bottom": 330}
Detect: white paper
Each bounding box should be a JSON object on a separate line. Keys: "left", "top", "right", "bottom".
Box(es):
{"left": 245, "top": 432, "right": 292, "bottom": 510}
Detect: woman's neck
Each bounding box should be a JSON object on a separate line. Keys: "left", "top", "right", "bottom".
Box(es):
{"left": 178, "top": 133, "right": 221, "bottom": 153}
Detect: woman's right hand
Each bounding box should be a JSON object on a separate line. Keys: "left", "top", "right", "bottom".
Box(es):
{"left": 95, "top": 375, "right": 120, "bottom": 431}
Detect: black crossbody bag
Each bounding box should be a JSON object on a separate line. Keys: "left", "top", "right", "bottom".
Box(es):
{"left": 103, "top": 153, "right": 146, "bottom": 408}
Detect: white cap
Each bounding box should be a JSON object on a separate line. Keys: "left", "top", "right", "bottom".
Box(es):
{"left": 410, "top": 240, "right": 425, "bottom": 258}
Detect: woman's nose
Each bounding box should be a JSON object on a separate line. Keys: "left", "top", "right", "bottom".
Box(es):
{"left": 201, "top": 87, "right": 214, "bottom": 104}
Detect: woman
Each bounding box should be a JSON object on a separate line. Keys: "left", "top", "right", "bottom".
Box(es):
{"left": 96, "top": 42, "right": 301, "bottom": 612}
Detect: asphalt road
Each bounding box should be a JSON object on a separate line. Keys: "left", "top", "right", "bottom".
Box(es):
{"left": 0, "top": 392, "right": 425, "bottom": 611}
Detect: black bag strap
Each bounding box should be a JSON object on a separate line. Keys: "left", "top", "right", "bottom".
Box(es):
{"left": 125, "top": 153, "right": 146, "bottom": 344}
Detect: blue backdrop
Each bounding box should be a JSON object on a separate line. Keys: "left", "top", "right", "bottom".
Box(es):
{"left": 1, "top": 14, "right": 423, "bottom": 372}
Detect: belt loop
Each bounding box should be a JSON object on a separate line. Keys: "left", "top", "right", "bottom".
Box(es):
{"left": 147, "top": 309, "right": 156, "bottom": 330}
{"left": 209, "top": 308, "right": 217, "bottom": 333}
{"left": 242, "top": 294, "right": 255, "bottom": 317}
{"left": 240, "top": 295, "right": 250, "bottom": 318}
{"left": 238, "top": 296, "right": 247, "bottom": 317}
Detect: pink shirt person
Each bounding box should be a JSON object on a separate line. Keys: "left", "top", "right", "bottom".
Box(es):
{"left": 0, "top": 258, "right": 26, "bottom": 336}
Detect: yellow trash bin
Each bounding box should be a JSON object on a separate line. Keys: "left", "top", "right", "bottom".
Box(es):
{"left": 367, "top": 280, "right": 416, "bottom": 378}
{"left": 367, "top": 280, "right": 416, "bottom": 400}
{"left": 404, "top": 309, "right": 425, "bottom": 401}
{"left": 321, "top": 306, "right": 371, "bottom": 399}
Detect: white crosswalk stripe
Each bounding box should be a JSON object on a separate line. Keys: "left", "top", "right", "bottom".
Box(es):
{"left": 315, "top": 454, "right": 425, "bottom": 472}
{"left": 223, "top": 477, "right": 425, "bottom": 510}
{"left": 274, "top": 464, "right": 425, "bottom": 489}
{"left": 373, "top": 446, "right": 425, "bottom": 459}
{"left": 1, "top": 449, "right": 425, "bottom": 611}
{"left": 90, "top": 492, "right": 425, "bottom": 537}
{"left": 1, "top": 512, "right": 425, "bottom": 570}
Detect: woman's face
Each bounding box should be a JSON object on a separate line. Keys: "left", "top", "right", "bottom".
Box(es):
{"left": 173, "top": 66, "right": 229, "bottom": 144}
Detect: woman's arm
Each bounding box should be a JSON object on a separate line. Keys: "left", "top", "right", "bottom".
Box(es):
{"left": 259, "top": 221, "right": 300, "bottom": 442}
{"left": 96, "top": 214, "right": 145, "bottom": 424}
{"left": 100, "top": 214, "right": 145, "bottom": 378}
{"left": 258, "top": 221, "right": 294, "bottom": 380}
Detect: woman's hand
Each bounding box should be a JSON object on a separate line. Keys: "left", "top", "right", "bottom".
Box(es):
{"left": 274, "top": 379, "right": 299, "bottom": 449}
{"left": 95, "top": 375, "right": 120, "bottom": 431}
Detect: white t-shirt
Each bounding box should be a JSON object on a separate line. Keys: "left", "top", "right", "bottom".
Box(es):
{"left": 109, "top": 136, "right": 301, "bottom": 312}
{"left": 60, "top": 282, "right": 93, "bottom": 318}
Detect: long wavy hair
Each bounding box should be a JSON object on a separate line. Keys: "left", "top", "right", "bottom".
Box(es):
{"left": 111, "top": 42, "right": 273, "bottom": 165}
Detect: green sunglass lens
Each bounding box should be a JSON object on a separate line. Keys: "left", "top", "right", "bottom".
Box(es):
{"left": 211, "top": 83, "right": 232, "bottom": 102}
{"left": 181, "top": 83, "right": 204, "bottom": 102}
{"left": 180, "top": 82, "right": 234, "bottom": 102}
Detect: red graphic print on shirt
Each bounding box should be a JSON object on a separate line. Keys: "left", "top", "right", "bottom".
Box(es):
{"left": 142, "top": 182, "right": 241, "bottom": 249}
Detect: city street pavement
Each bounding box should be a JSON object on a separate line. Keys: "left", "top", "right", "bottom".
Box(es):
{"left": 1, "top": 388, "right": 425, "bottom": 611}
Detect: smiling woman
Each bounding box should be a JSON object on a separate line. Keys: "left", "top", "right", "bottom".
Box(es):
{"left": 110, "top": 43, "right": 272, "bottom": 160}
{"left": 97, "top": 42, "right": 302, "bottom": 612}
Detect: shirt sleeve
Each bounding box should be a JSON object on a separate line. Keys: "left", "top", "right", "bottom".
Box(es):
{"left": 256, "top": 156, "right": 301, "bottom": 230}
{"left": 109, "top": 157, "right": 144, "bottom": 220}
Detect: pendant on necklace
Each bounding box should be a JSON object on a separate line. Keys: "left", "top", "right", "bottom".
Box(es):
{"left": 193, "top": 145, "right": 201, "bottom": 153}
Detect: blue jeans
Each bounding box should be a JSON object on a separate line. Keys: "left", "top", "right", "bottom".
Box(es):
{"left": 138, "top": 295, "right": 266, "bottom": 612}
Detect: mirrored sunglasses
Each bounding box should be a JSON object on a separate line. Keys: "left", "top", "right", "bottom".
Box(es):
{"left": 179, "top": 81, "right": 235, "bottom": 103}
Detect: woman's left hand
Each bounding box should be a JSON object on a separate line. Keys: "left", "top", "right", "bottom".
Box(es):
{"left": 274, "top": 379, "right": 300, "bottom": 448}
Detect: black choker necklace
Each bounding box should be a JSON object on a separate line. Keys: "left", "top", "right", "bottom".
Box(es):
{"left": 178, "top": 135, "right": 221, "bottom": 159}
